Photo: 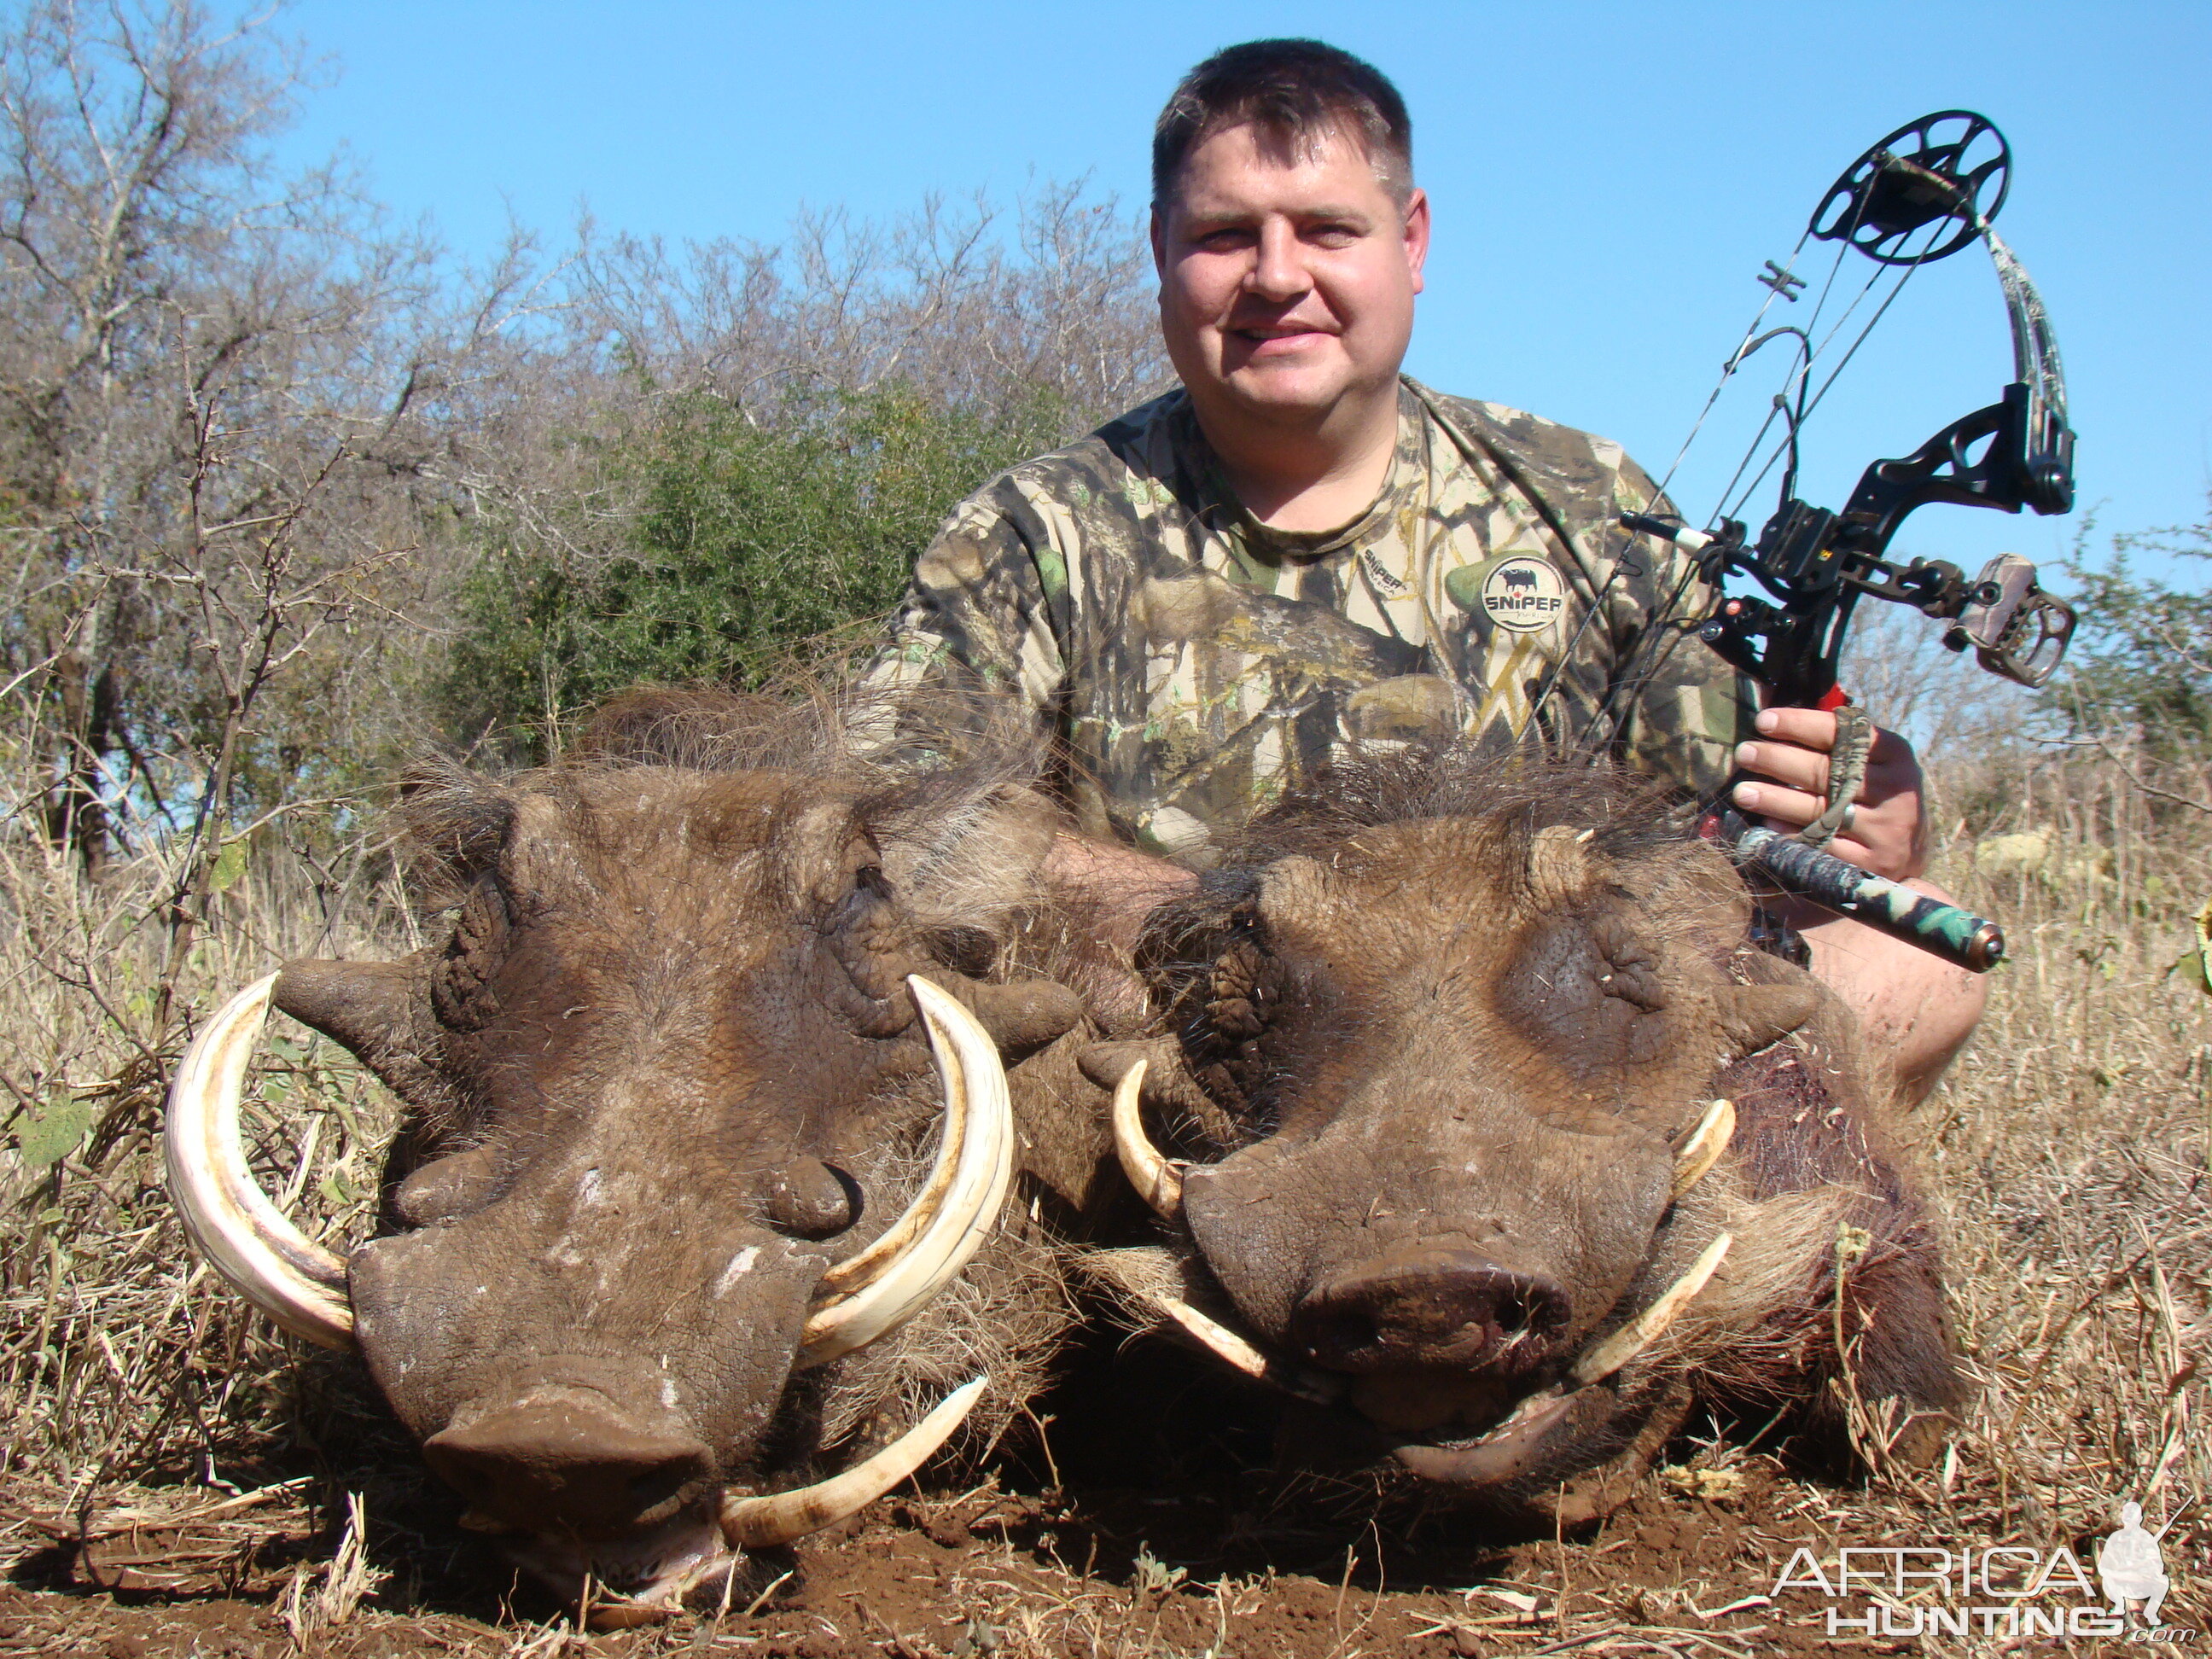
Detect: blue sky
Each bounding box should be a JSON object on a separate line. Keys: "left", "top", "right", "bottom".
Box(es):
{"left": 280, "top": 0, "right": 2208, "bottom": 580}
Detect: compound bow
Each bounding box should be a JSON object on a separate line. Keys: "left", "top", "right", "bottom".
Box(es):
{"left": 1614, "top": 111, "right": 2081, "bottom": 968}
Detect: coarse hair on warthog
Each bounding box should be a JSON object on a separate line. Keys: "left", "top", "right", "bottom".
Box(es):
{"left": 168, "top": 686, "right": 1119, "bottom": 1622}
{"left": 1085, "top": 743, "right": 1969, "bottom": 1527}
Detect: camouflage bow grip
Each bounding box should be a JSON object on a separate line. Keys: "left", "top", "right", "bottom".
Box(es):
{"left": 1718, "top": 810, "right": 2005, "bottom": 973}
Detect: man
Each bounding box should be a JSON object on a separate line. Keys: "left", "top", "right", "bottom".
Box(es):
{"left": 866, "top": 39, "right": 1983, "bottom": 1093}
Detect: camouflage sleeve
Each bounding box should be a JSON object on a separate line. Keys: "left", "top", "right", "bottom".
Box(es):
{"left": 858, "top": 479, "right": 1068, "bottom": 725}
{"left": 1604, "top": 460, "right": 1759, "bottom": 800}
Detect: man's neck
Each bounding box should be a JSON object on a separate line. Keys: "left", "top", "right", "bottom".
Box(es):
{"left": 1195, "top": 379, "right": 1403, "bottom": 534}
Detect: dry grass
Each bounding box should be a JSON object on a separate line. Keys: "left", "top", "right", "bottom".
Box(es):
{"left": 0, "top": 817, "right": 409, "bottom": 1538}
{"left": 0, "top": 731, "right": 2206, "bottom": 1655}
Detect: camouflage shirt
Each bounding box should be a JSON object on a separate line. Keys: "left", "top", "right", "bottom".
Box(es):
{"left": 864, "top": 377, "right": 1753, "bottom": 861}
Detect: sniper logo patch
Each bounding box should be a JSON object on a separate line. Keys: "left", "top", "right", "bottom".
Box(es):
{"left": 1478, "top": 556, "right": 1568, "bottom": 634}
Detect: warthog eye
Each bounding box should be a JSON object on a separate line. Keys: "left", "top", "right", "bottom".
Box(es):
{"left": 822, "top": 863, "right": 894, "bottom": 934}
{"left": 1495, "top": 908, "right": 1672, "bottom": 1080}
{"left": 923, "top": 926, "right": 997, "bottom": 977}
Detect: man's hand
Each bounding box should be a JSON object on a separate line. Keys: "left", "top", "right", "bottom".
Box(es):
{"left": 1730, "top": 706, "right": 1929, "bottom": 882}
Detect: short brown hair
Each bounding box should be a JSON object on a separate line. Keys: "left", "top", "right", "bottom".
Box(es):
{"left": 1151, "top": 39, "right": 1414, "bottom": 209}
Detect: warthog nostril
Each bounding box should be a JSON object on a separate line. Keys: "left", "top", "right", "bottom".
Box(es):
{"left": 1301, "top": 1311, "right": 1378, "bottom": 1363}
{"left": 1289, "top": 1247, "right": 1571, "bottom": 1375}
{"left": 423, "top": 1393, "right": 713, "bottom": 1539}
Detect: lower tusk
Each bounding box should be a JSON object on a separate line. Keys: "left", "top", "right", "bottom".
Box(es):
{"left": 1670, "top": 1098, "right": 1736, "bottom": 1201}
{"left": 798, "top": 977, "right": 1014, "bottom": 1365}
{"left": 163, "top": 975, "right": 354, "bottom": 1349}
{"left": 721, "top": 1375, "right": 987, "bottom": 1548}
{"left": 1138, "top": 1289, "right": 1344, "bottom": 1406}
{"left": 1110, "top": 1059, "right": 1185, "bottom": 1222}
{"left": 1571, "top": 1231, "right": 1732, "bottom": 1387}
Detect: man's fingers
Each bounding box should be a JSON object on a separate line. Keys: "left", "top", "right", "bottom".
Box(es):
{"left": 1735, "top": 741, "right": 1832, "bottom": 800}
{"left": 1753, "top": 705, "right": 1915, "bottom": 765}
{"left": 1751, "top": 706, "right": 1837, "bottom": 752}
{"left": 1732, "top": 780, "right": 1824, "bottom": 826}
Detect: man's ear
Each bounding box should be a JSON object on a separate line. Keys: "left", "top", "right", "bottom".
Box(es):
{"left": 1149, "top": 202, "right": 1168, "bottom": 278}
{"left": 1402, "top": 187, "right": 1431, "bottom": 294}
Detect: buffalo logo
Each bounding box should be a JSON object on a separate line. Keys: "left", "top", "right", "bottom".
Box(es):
{"left": 1475, "top": 556, "right": 1568, "bottom": 635}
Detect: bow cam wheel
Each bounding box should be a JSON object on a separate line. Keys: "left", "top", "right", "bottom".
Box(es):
{"left": 1808, "top": 110, "right": 2010, "bottom": 265}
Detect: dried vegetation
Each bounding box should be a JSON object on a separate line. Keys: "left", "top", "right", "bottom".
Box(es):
{"left": 0, "top": 4, "right": 2203, "bottom": 1653}
{"left": 0, "top": 704, "right": 2206, "bottom": 1657}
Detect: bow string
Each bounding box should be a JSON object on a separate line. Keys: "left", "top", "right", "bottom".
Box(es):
{"left": 1598, "top": 110, "right": 2079, "bottom": 719}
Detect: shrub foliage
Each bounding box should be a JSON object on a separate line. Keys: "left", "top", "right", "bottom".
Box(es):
{"left": 442, "top": 386, "right": 1071, "bottom": 758}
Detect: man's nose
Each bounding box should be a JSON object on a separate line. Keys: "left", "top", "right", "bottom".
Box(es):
{"left": 1244, "top": 221, "right": 1308, "bottom": 302}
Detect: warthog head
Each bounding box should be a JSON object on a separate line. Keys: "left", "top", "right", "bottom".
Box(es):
{"left": 1103, "top": 754, "right": 1965, "bottom": 1520}
{"left": 165, "top": 692, "right": 1090, "bottom": 1617}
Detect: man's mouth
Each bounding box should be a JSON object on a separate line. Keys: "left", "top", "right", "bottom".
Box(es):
{"left": 1230, "top": 322, "right": 1335, "bottom": 351}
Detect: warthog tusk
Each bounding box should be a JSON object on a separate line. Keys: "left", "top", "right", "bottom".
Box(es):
{"left": 1138, "top": 1289, "right": 1345, "bottom": 1406}
{"left": 1670, "top": 1098, "right": 1737, "bottom": 1201}
{"left": 163, "top": 974, "right": 354, "bottom": 1349}
{"left": 799, "top": 977, "right": 1014, "bottom": 1365}
{"left": 1110, "top": 1059, "right": 1185, "bottom": 1222}
{"left": 1571, "top": 1231, "right": 1733, "bottom": 1387}
{"left": 720, "top": 1374, "right": 987, "bottom": 1547}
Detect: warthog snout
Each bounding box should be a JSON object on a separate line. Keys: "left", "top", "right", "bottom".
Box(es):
{"left": 1289, "top": 1246, "right": 1572, "bottom": 1374}
{"left": 424, "top": 1388, "right": 715, "bottom": 1537}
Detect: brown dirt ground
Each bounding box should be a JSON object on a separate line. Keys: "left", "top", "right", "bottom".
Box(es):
{"left": 4, "top": 1343, "right": 2202, "bottom": 1658}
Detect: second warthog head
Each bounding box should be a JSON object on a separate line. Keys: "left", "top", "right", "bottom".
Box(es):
{"left": 1109, "top": 754, "right": 1960, "bottom": 1515}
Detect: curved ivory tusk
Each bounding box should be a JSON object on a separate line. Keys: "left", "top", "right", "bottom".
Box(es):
{"left": 798, "top": 977, "right": 1014, "bottom": 1365}
{"left": 721, "top": 1374, "right": 987, "bottom": 1548}
{"left": 1670, "top": 1098, "right": 1737, "bottom": 1201}
{"left": 817, "top": 986, "right": 972, "bottom": 1299}
{"left": 1571, "top": 1231, "right": 1732, "bottom": 1387}
{"left": 1110, "top": 1059, "right": 1185, "bottom": 1222}
{"left": 1138, "top": 1289, "right": 1345, "bottom": 1406}
{"left": 164, "top": 974, "right": 355, "bottom": 1349}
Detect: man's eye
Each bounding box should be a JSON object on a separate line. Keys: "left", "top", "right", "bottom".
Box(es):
{"left": 1307, "top": 224, "right": 1360, "bottom": 248}
{"left": 1195, "top": 229, "right": 1254, "bottom": 251}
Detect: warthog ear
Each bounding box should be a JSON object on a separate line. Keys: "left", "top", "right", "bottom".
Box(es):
{"left": 1712, "top": 981, "right": 1821, "bottom": 1058}
{"left": 395, "top": 760, "right": 516, "bottom": 884}
{"left": 275, "top": 956, "right": 452, "bottom": 1114}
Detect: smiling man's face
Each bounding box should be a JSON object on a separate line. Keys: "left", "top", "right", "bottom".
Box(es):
{"left": 1151, "top": 118, "right": 1429, "bottom": 442}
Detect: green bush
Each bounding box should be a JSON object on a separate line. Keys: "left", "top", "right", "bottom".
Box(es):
{"left": 443, "top": 384, "right": 1070, "bottom": 758}
{"left": 2054, "top": 504, "right": 2212, "bottom": 755}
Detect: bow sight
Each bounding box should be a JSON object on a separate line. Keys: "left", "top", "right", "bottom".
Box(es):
{"left": 1623, "top": 111, "right": 2079, "bottom": 712}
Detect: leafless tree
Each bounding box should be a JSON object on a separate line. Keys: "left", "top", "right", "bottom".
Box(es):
{"left": 0, "top": 0, "right": 536, "bottom": 894}
{"left": 565, "top": 179, "right": 1163, "bottom": 427}
{"left": 0, "top": 0, "right": 1167, "bottom": 892}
